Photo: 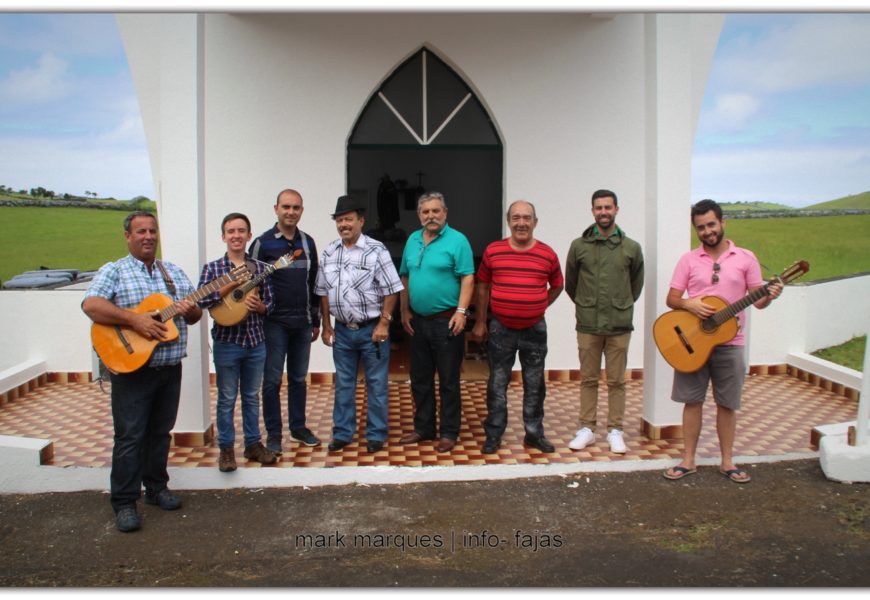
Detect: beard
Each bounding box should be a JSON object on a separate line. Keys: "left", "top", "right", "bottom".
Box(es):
{"left": 701, "top": 229, "right": 724, "bottom": 249}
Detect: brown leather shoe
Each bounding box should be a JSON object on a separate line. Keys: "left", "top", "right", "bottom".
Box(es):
{"left": 218, "top": 447, "right": 237, "bottom": 472}
{"left": 400, "top": 431, "right": 431, "bottom": 445}
{"left": 244, "top": 442, "right": 277, "bottom": 465}
{"left": 437, "top": 437, "right": 456, "bottom": 453}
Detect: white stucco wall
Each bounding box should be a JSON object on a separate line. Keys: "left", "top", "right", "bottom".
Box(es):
{"left": 118, "top": 12, "right": 727, "bottom": 376}
{"left": 1, "top": 274, "right": 865, "bottom": 376}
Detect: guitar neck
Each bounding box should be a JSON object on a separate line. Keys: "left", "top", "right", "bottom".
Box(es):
{"left": 238, "top": 264, "right": 275, "bottom": 294}
{"left": 157, "top": 271, "right": 238, "bottom": 322}
{"left": 709, "top": 283, "right": 769, "bottom": 326}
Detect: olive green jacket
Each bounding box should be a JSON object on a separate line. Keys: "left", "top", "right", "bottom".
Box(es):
{"left": 564, "top": 224, "right": 644, "bottom": 335}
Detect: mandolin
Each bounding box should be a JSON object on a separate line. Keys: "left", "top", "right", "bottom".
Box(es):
{"left": 209, "top": 249, "right": 302, "bottom": 326}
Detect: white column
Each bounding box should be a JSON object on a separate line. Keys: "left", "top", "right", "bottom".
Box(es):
{"left": 641, "top": 14, "right": 723, "bottom": 438}
{"left": 121, "top": 14, "right": 211, "bottom": 443}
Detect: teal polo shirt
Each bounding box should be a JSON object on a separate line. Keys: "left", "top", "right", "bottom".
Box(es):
{"left": 399, "top": 223, "right": 474, "bottom": 316}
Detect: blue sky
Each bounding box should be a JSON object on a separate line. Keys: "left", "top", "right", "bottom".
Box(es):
{"left": 0, "top": 12, "right": 868, "bottom": 206}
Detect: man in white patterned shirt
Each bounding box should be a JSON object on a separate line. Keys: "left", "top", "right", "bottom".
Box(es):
{"left": 315, "top": 195, "right": 404, "bottom": 453}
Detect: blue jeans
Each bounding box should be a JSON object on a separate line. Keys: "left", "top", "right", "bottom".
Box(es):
{"left": 109, "top": 364, "right": 181, "bottom": 513}
{"left": 332, "top": 321, "right": 390, "bottom": 443}
{"left": 409, "top": 315, "right": 464, "bottom": 439}
{"left": 213, "top": 340, "right": 266, "bottom": 449}
{"left": 484, "top": 317, "right": 548, "bottom": 440}
{"left": 262, "top": 319, "right": 312, "bottom": 436}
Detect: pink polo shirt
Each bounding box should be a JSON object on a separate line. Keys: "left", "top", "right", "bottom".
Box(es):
{"left": 669, "top": 240, "right": 764, "bottom": 346}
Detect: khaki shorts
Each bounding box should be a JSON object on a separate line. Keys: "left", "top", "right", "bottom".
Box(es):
{"left": 671, "top": 345, "right": 746, "bottom": 410}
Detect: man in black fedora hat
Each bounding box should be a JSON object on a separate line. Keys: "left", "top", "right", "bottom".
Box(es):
{"left": 315, "top": 195, "right": 404, "bottom": 453}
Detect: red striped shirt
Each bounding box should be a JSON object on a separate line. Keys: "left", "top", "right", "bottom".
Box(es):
{"left": 477, "top": 239, "right": 563, "bottom": 329}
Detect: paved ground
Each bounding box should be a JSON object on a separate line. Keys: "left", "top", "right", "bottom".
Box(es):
{"left": 1, "top": 458, "right": 868, "bottom": 587}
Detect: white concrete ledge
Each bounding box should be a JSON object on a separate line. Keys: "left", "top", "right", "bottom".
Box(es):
{"left": 0, "top": 434, "right": 52, "bottom": 467}
{"left": 786, "top": 352, "right": 862, "bottom": 391}
{"left": 0, "top": 449, "right": 817, "bottom": 494}
{"left": 820, "top": 434, "right": 870, "bottom": 483}
{"left": 0, "top": 358, "right": 46, "bottom": 395}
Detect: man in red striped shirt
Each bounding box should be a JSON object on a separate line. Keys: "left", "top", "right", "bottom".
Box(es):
{"left": 471, "top": 200, "right": 564, "bottom": 454}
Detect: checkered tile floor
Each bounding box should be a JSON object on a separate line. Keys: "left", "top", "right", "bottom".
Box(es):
{"left": 0, "top": 372, "right": 858, "bottom": 469}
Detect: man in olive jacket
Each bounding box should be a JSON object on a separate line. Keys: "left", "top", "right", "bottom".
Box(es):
{"left": 564, "top": 189, "right": 644, "bottom": 454}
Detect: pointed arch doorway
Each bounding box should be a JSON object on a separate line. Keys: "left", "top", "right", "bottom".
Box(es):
{"left": 347, "top": 47, "right": 503, "bottom": 260}
{"left": 347, "top": 47, "right": 503, "bottom": 378}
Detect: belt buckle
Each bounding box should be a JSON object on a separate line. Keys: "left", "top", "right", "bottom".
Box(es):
{"left": 346, "top": 322, "right": 360, "bottom": 330}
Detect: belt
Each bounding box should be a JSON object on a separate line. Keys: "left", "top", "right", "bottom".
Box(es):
{"left": 336, "top": 317, "right": 380, "bottom": 330}
{"left": 423, "top": 309, "right": 455, "bottom": 320}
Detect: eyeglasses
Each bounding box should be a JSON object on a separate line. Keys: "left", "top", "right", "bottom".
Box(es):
{"left": 712, "top": 262, "right": 720, "bottom": 284}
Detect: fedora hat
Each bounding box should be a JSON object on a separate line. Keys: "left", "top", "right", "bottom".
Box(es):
{"left": 331, "top": 195, "right": 366, "bottom": 219}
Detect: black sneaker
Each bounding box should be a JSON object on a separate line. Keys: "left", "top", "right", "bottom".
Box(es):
{"left": 482, "top": 437, "right": 501, "bottom": 454}
{"left": 115, "top": 506, "right": 140, "bottom": 533}
{"left": 265, "top": 435, "right": 283, "bottom": 455}
{"left": 144, "top": 488, "right": 182, "bottom": 510}
{"left": 290, "top": 428, "right": 321, "bottom": 447}
{"left": 523, "top": 434, "right": 555, "bottom": 453}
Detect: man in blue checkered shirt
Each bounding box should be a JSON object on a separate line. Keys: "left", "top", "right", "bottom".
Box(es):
{"left": 316, "top": 195, "right": 403, "bottom": 454}
{"left": 83, "top": 211, "right": 202, "bottom": 533}
{"left": 196, "top": 213, "right": 277, "bottom": 473}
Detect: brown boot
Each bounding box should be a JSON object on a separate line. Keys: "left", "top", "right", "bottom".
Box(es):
{"left": 218, "top": 447, "right": 237, "bottom": 472}
{"left": 244, "top": 441, "right": 277, "bottom": 465}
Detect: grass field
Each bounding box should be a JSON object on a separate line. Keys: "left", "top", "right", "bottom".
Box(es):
{"left": 812, "top": 336, "right": 867, "bottom": 372}
{"left": 1, "top": 206, "right": 868, "bottom": 285}
{"left": 691, "top": 214, "right": 870, "bottom": 282}
{"left": 0, "top": 207, "right": 152, "bottom": 283}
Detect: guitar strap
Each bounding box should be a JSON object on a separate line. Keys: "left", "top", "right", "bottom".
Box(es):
{"left": 155, "top": 260, "right": 177, "bottom": 298}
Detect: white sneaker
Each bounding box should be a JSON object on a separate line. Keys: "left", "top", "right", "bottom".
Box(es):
{"left": 607, "top": 429, "right": 627, "bottom": 454}
{"left": 568, "top": 427, "right": 595, "bottom": 450}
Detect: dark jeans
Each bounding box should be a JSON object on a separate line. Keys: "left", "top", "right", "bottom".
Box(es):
{"left": 484, "top": 317, "right": 548, "bottom": 440}
{"left": 109, "top": 364, "right": 182, "bottom": 513}
{"left": 409, "top": 315, "right": 465, "bottom": 440}
{"left": 262, "top": 319, "right": 312, "bottom": 436}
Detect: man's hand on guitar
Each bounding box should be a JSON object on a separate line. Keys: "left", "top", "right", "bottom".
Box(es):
{"left": 767, "top": 280, "right": 784, "bottom": 300}
{"left": 243, "top": 292, "right": 266, "bottom": 315}
{"left": 683, "top": 297, "right": 716, "bottom": 319}
{"left": 174, "top": 299, "right": 200, "bottom": 321}
{"left": 131, "top": 311, "right": 170, "bottom": 341}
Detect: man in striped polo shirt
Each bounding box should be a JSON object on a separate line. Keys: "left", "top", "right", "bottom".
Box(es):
{"left": 471, "top": 200, "right": 564, "bottom": 454}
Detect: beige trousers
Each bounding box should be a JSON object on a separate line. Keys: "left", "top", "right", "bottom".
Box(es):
{"left": 577, "top": 331, "right": 631, "bottom": 430}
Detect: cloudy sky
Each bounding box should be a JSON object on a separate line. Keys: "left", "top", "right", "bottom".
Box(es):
{"left": 0, "top": 12, "right": 868, "bottom": 205}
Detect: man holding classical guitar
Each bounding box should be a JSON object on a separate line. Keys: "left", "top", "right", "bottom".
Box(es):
{"left": 196, "top": 213, "right": 278, "bottom": 473}
{"left": 662, "top": 199, "right": 783, "bottom": 484}
{"left": 83, "top": 211, "right": 202, "bottom": 533}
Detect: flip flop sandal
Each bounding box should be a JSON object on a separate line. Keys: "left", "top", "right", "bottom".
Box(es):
{"left": 720, "top": 468, "right": 751, "bottom": 483}
{"left": 663, "top": 466, "right": 697, "bottom": 480}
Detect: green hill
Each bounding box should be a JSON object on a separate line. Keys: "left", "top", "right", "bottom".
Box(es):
{"left": 804, "top": 191, "right": 870, "bottom": 210}
{"left": 720, "top": 201, "right": 794, "bottom": 212}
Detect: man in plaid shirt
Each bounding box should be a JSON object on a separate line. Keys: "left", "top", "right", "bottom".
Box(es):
{"left": 83, "top": 211, "right": 202, "bottom": 533}
{"left": 316, "top": 195, "right": 403, "bottom": 454}
{"left": 197, "top": 213, "right": 277, "bottom": 472}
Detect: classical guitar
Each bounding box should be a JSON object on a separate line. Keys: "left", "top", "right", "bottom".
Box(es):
{"left": 653, "top": 260, "right": 809, "bottom": 373}
{"left": 91, "top": 264, "right": 250, "bottom": 374}
{"left": 209, "top": 249, "right": 303, "bottom": 326}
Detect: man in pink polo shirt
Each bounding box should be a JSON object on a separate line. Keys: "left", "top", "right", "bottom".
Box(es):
{"left": 663, "top": 199, "right": 782, "bottom": 484}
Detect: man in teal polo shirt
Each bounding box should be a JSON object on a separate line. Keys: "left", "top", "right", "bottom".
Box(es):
{"left": 398, "top": 192, "right": 475, "bottom": 453}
